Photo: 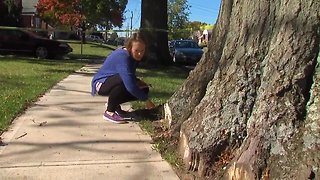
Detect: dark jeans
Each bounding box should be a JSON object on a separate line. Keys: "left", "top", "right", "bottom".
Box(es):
{"left": 98, "top": 74, "right": 149, "bottom": 112}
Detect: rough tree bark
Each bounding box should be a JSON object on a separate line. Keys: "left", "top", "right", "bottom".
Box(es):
{"left": 140, "top": 0, "right": 171, "bottom": 65}
{"left": 164, "top": 0, "right": 320, "bottom": 179}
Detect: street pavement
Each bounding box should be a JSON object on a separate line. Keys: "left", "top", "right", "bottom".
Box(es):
{"left": 0, "top": 63, "right": 179, "bottom": 180}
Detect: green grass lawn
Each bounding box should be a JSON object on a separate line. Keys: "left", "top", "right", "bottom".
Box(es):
{"left": 67, "top": 40, "right": 116, "bottom": 60}
{"left": 133, "top": 66, "right": 190, "bottom": 108}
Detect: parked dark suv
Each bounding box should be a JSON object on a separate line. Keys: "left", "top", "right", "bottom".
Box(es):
{"left": 0, "top": 27, "right": 73, "bottom": 59}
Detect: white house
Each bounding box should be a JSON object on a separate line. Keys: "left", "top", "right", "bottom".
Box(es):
{"left": 197, "top": 29, "right": 213, "bottom": 45}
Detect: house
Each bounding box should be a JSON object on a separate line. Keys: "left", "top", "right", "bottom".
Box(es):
{"left": 21, "top": 0, "right": 47, "bottom": 28}
{"left": 197, "top": 29, "right": 212, "bottom": 45}
{"left": 202, "top": 29, "right": 212, "bottom": 43}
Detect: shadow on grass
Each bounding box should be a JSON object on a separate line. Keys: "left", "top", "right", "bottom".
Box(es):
{"left": 129, "top": 105, "right": 163, "bottom": 122}
{"left": 88, "top": 43, "right": 117, "bottom": 51}
{"left": 0, "top": 52, "right": 105, "bottom": 64}
{"left": 65, "top": 40, "right": 117, "bottom": 50}
{"left": 0, "top": 55, "right": 90, "bottom": 64}
{"left": 67, "top": 54, "right": 105, "bottom": 61}
{"left": 136, "top": 64, "right": 191, "bottom": 80}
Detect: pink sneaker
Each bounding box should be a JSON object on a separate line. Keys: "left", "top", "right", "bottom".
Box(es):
{"left": 103, "top": 111, "right": 127, "bottom": 124}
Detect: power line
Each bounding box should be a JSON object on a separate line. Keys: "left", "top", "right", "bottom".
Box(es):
{"left": 188, "top": 1, "right": 220, "bottom": 12}
{"left": 187, "top": 1, "right": 220, "bottom": 24}
{"left": 188, "top": 3, "right": 220, "bottom": 14}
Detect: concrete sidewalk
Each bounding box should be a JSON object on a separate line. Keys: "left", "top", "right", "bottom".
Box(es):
{"left": 0, "top": 64, "right": 179, "bottom": 180}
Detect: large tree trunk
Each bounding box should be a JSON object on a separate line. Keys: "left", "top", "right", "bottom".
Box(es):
{"left": 164, "top": 0, "right": 320, "bottom": 179}
{"left": 140, "top": 0, "right": 171, "bottom": 65}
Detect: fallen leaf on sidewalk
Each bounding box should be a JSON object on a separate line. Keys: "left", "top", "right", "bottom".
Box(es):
{"left": 32, "top": 119, "right": 47, "bottom": 126}
{"left": 0, "top": 137, "right": 7, "bottom": 146}
{"left": 15, "top": 132, "right": 27, "bottom": 139}
{"left": 39, "top": 121, "right": 47, "bottom": 126}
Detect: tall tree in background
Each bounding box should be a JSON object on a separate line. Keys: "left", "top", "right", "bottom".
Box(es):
{"left": 187, "top": 21, "right": 208, "bottom": 31}
{"left": 81, "top": 0, "right": 127, "bottom": 30}
{"left": 36, "top": 0, "right": 127, "bottom": 29}
{"left": 164, "top": 0, "right": 320, "bottom": 179}
{"left": 140, "top": 0, "right": 170, "bottom": 65}
{"left": 0, "top": 0, "right": 22, "bottom": 26}
{"left": 36, "top": 0, "right": 81, "bottom": 27}
{"left": 167, "top": 0, "right": 190, "bottom": 40}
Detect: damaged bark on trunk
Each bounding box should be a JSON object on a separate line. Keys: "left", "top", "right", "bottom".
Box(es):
{"left": 164, "top": 0, "right": 320, "bottom": 179}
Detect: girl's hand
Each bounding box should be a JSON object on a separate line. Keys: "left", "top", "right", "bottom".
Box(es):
{"left": 145, "top": 99, "right": 155, "bottom": 109}
{"left": 137, "top": 79, "right": 149, "bottom": 89}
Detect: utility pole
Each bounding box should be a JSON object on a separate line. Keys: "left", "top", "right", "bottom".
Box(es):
{"left": 130, "top": 11, "right": 133, "bottom": 36}
{"left": 126, "top": 23, "right": 129, "bottom": 38}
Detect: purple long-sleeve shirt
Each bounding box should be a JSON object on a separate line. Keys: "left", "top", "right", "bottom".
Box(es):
{"left": 91, "top": 48, "right": 148, "bottom": 101}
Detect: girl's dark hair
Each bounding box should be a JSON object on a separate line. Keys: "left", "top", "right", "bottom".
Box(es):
{"left": 124, "top": 31, "right": 147, "bottom": 51}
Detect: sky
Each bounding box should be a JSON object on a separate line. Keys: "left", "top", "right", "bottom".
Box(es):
{"left": 120, "top": 0, "right": 221, "bottom": 30}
